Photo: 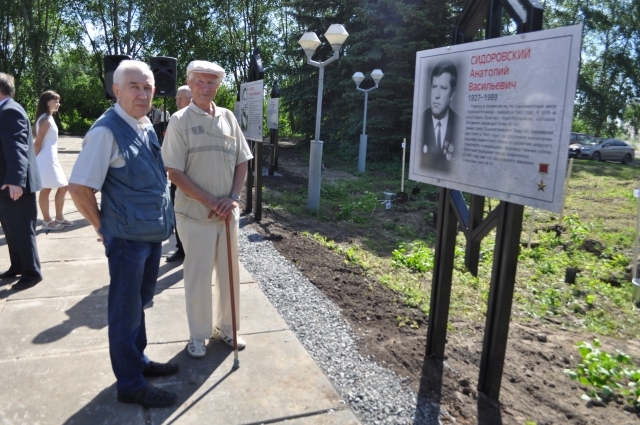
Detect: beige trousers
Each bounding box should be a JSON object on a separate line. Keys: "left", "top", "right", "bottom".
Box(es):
{"left": 177, "top": 216, "right": 240, "bottom": 340}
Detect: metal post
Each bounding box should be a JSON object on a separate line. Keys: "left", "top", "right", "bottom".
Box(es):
{"left": 314, "top": 67, "right": 324, "bottom": 143}
{"left": 268, "top": 130, "right": 276, "bottom": 176}
{"left": 559, "top": 158, "right": 574, "bottom": 224}
{"left": 362, "top": 91, "right": 368, "bottom": 135}
{"left": 527, "top": 208, "right": 536, "bottom": 249}
{"left": 242, "top": 47, "right": 264, "bottom": 216}
{"left": 355, "top": 79, "right": 381, "bottom": 173}
{"left": 308, "top": 141, "right": 323, "bottom": 211}
{"left": 274, "top": 129, "right": 279, "bottom": 170}
{"left": 478, "top": 202, "right": 524, "bottom": 399}
{"left": 634, "top": 193, "right": 640, "bottom": 281}
{"left": 302, "top": 46, "right": 339, "bottom": 212}
{"left": 464, "top": 195, "right": 485, "bottom": 275}
{"left": 425, "top": 188, "right": 458, "bottom": 358}
{"left": 358, "top": 135, "right": 368, "bottom": 173}
{"left": 254, "top": 141, "right": 263, "bottom": 222}
{"left": 308, "top": 66, "right": 325, "bottom": 211}
{"left": 357, "top": 91, "right": 369, "bottom": 173}
{"left": 633, "top": 188, "right": 640, "bottom": 306}
{"left": 270, "top": 81, "right": 280, "bottom": 173}
{"left": 244, "top": 141, "right": 254, "bottom": 214}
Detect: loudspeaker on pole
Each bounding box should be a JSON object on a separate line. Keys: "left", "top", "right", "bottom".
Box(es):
{"left": 150, "top": 56, "right": 177, "bottom": 97}
{"left": 104, "top": 55, "right": 132, "bottom": 100}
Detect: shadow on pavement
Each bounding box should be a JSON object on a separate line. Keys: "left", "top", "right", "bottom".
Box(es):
{"left": 61, "top": 342, "right": 234, "bottom": 425}
{"left": 155, "top": 261, "right": 184, "bottom": 293}
{"left": 0, "top": 278, "right": 18, "bottom": 299}
{"left": 32, "top": 286, "right": 109, "bottom": 344}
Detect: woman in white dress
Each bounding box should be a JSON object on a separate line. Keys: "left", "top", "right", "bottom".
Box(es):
{"left": 34, "top": 90, "right": 72, "bottom": 231}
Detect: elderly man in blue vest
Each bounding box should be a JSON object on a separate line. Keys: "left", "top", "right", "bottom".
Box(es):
{"left": 68, "top": 60, "right": 178, "bottom": 408}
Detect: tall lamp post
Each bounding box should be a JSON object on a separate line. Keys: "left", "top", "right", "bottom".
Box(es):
{"left": 353, "top": 69, "right": 383, "bottom": 173}
{"left": 298, "top": 24, "right": 349, "bottom": 211}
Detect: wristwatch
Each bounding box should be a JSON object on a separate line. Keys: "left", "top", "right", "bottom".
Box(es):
{"left": 229, "top": 193, "right": 240, "bottom": 202}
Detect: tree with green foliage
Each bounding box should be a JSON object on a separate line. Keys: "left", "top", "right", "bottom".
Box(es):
{"left": 0, "top": 0, "right": 70, "bottom": 106}
{"left": 277, "top": 0, "right": 465, "bottom": 161}
{"left": 145, "top": 0, "right": 282, "bottom": 98}
{"left": 543, "top": 0, "right": 640, "bottom": 137}
{"left": 4, "top": 0, "right": 640, "bottom": 141}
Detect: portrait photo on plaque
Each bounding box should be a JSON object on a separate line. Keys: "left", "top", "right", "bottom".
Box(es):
{"left": 418, "top": 59, "right": 464, "bottom": 174}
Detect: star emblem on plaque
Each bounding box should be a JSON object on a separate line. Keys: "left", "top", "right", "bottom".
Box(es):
{"left": 537, "top": 163, "right": 549, "bottom": 191}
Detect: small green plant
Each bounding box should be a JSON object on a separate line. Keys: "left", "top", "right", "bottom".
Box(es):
{"left": 311, "top": 233, "right": 338, "bottom": 250}
{"left": 391, "top": 241, "right": 434, "bottom": 273}
{"left": 336, "top": 191, "right": 378, "bottom": 223}
{"left": 396, "top": 315, "right": 419, "bottom": 329}
{"left": 564, "top": 214, "right": 590, "bottom": 247}
{"left": 564, "top": 339, "right": 640, "bottom": 405}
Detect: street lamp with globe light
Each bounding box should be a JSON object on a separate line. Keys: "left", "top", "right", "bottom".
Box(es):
{"left": 353, "top": 69, "right": 383, "bottom": 173}
{"left": 298, "top": 24, "right": 349, "bottom": 211}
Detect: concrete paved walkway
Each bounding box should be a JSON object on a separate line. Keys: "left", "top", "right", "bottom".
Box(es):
{"left": 0, "top": 136, "right": 360, "bottom": 425}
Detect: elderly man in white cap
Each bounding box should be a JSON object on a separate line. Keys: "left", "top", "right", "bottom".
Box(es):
{"left": 162, "top": 60, "right": 253, "bottom": 359}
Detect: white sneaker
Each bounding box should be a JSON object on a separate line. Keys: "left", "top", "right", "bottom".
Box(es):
{"left": 212, "top": 326, "right": 246, "bottom": 350}
{"left": 186, "top": 337, "right": 206, "bottom": 358}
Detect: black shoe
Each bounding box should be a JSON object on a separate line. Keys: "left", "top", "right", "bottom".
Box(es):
{"left": 11, "top": 276, "right": 42, "bottom": 290}
{"left": 117, "top": 383, "right": 178, "bottom": 408}
{"left": 143, "top": 360, "right": 179, "bottom": 377}
{"left": 0, "top": 269, "right": 20, "bottom": 279}
{"left": 166, "top": 250, "right": 185, "bottom": 262}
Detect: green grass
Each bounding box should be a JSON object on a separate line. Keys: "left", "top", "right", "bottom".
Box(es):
{"left": 263, "top": 148, "right": 640, "bottom": 338}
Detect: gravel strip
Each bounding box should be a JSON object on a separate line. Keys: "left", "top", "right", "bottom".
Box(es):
{"left": 238, "top": 219, "right": 445, "bottom": 425}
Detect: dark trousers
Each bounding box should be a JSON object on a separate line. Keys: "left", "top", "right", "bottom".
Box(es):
{"left": 169, "top": 183, "right": 182, "bottom": 251}
{"left": 153, "top": 123, "right": 164, "bottom": 145}
{"left": 0, "top": 192, "right": 41, "bottom": 279}
{"left": 103, "top": 235, "right": 162, "bottom": 393}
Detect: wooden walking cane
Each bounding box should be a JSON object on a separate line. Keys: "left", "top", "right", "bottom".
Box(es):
{"left": 225, "top": 218, "right": 240, "bottom": 369}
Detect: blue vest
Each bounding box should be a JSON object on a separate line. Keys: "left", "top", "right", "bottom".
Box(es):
{"left": 91, "top": 107, "right": 174, "bottom": 242}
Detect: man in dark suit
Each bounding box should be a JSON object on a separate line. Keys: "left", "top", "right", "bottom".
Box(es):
{"left": 421, "top": 59, "right": 459, "bottom": 173}
{"left": 0, "top": 73, "right": 43, "bottom": 290}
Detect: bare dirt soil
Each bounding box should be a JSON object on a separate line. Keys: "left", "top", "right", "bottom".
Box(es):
{"left": 247, "top": 140, "right": 640, "bottom": 425}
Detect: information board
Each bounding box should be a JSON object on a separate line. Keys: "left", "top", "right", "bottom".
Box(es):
{"left": 267, "top": 98, "right": 279, "bottom": 130}
{"left": 238, "top": 80, "right": 264, "bottom": 142}
{"left": 408, "top": 24, "right": 583, "bottom": 213}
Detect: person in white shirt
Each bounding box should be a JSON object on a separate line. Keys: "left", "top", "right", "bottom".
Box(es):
{"left": 162, "top": 60, "right": 253, "bottom": 359}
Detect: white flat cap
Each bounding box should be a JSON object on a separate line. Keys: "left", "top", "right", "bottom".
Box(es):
{"left": 186, "top": 60, "right": 225, "bottom": 80}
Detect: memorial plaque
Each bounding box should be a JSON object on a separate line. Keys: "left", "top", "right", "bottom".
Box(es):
{"left": 238, "top": 80, "right": 264, "bottom": 142}
{"left": 267, "top": 98, "right": 279, "bottom": 130}
{"left": 409, "top": 24, "right": 583, "bottom": 213}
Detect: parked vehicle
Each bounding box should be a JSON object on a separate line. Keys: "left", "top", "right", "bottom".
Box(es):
{"left": 568, "top": 133, "right": 597, "bottom": 158}
{"left": 569, "top": 132, "right": 593, "bottom": 145}
{"left": 573, "top": 138, "right": 635, "bottom": 164}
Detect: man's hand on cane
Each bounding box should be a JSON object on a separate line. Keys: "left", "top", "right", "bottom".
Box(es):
{"left": 207, "top": 196, "right": 238, "bottom": 221}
